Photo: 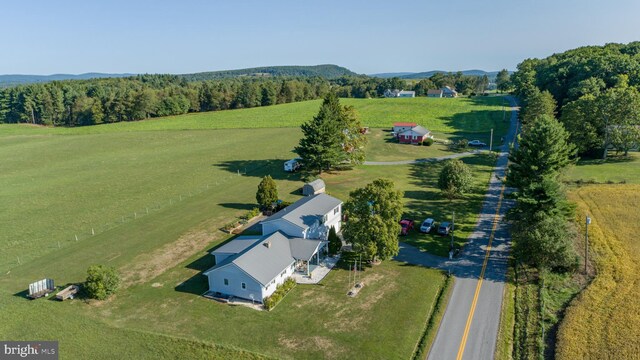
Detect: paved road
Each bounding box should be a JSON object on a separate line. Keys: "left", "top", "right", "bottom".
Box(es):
{"left": 394, "top": 96, "right": 519, "bottom": 360}
{"left": 363, "top": 150, "right": 483, "bottom": 166}
{"left": 427, "top": 96, "right": 518, "bottom": 360}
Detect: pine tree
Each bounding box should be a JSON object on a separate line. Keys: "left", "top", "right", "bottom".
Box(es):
{"left": 520, "top": 89, "right": 557, "bottom": 124}
{"left": 294, "top": 92, "right": 349, "bottom": 173}
{"left": 507, "top": 115, "right": 576, "bottom": 190}
{"left": 256, "top": 175, "right": 278, "bottom": 210}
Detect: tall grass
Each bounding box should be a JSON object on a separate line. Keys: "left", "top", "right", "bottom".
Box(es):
{"left": 556, "top": 185, "right": 640, "bottom": 359}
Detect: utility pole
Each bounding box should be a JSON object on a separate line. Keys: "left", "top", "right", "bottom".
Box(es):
{"left": 489, "top": 128, "right": 493, "bottom": 152}
{"left": 450, "top": 211, "right": 455, "bottom": 259}
{"left": 585, "top": 215, "right": 591, "bottom": 274}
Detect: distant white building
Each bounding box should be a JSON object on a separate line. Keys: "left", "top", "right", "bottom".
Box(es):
{"left": 442, "top": 86, "right": 458, "bottom": 98}
{"left": 384, "top": 89, "right": 416, "bottom": 98}
{"left": 427, "top": 89, "right": 443, "bottom": 98}
{"left": 384, "top": 89, "right": 400, "bottom": 98}
{"left": 398, "top": 90, "right": 415, "bottom": 98}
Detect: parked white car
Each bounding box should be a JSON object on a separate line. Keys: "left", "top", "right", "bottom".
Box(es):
{"left": 420, "top": 218, "right": 435, "bottom": 233}
{"left": 468, "top": 140, "right": 487, "bottom": 147}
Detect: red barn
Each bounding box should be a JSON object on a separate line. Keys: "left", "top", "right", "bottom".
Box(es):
{"left": 398, "top": 125, "right": 432, "bottom": 144}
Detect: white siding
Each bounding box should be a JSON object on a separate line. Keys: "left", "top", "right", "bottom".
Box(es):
{"left": 325, "top": 205, "right": 342, "bottom": 233}
{"left": 207, "top": 264, "right": 264, "bottom": 302}
{"left": 260, "top": 262, "right": 296, "bottom": 299}
{"left": 262, "top": 220, "right": 305, "bottom": 238}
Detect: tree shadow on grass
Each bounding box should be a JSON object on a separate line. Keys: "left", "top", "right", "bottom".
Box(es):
{"left": 218, "top": 203, "right": 255, "bottom": 210}
{"left": 215, "top": 159, "right": 305, "bottom": 181}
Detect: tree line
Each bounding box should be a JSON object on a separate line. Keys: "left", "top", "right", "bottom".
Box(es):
{"left": 512, "top": 42, "right": 640, "bottom": 157}
{"left": 0, "top": 72, "right": 493, "bottom": 127}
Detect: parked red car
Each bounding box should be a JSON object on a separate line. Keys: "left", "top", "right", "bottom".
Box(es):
{"left": 399, "top": 219, "right": 415, "bottom": 236}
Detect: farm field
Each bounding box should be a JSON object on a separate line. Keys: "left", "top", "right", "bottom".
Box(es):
{"left": 0, "top": 96, "right": 509, "bottom": 135}
{"left": 0, "top": 95, "right": 503, "bottom": 359}
{"left": 556, "top": 184, "right": 640, "bottom": 360}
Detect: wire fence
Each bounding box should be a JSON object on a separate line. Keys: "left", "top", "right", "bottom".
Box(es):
{"left": 2, "top": 160, "right": 281, "bottom": 273}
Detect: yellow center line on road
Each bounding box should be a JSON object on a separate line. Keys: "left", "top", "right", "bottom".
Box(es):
{"left": 455, "top": 184, "right": 506, "bottom": 360}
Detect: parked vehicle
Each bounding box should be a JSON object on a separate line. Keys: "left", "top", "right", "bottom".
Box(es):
{"left": 399, "top": 219, "right": 415, "bottom": 235}
{"left": 420, "top": 218, "right": 435, "bottom": 233}
{"left": 468, "top": 140, "right": 487, "bottom": 147}
{"left": 438, "top": 221, "right": 453, "bottom": 235}
{"left": 284, "top": 158, "right": 302, "bottom": 172}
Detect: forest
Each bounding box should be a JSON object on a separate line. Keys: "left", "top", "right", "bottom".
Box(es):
{"left": 0, "top": 69, "right": 490, "bottom": 127}
{"left": 511, "top": 41, "right": 640, "bottom": 157}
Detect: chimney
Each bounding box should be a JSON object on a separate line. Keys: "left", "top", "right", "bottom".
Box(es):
{"left": 263, "top": 241, "right": 271, "bottom": 248}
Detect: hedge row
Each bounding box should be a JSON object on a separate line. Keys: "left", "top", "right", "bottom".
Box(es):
{"left": 263, "top": 278, "right": 296, "bottom": 311}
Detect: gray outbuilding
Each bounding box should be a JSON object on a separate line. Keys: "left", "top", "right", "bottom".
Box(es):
{"left": 302, "top": 179, "right": 326, "bottom": 196}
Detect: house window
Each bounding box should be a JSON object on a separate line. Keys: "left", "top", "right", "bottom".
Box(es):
{"left": 224, "top": 278, "right": 229, "bottom": 286}
{"left": 334, "top": 206, "right": 340, "bottom": 215}
{"left": 241, "top": 282, "right": 246, "bottom": 289}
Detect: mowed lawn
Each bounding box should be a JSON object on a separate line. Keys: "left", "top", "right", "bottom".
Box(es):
{"left": 557, "top": 184, "right": 640, "bottom": 360}
{"left": 563, "top": 152, "right": 640, "bottom": 184}
{"left": 321, "top": 154, "right": 496, "bottom": 256}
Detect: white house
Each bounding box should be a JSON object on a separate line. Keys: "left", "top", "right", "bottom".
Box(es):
{"left": 384, "top": 89, "right": 401, "bottom": 98}
{"left": 261, "top": 193, "right": 342, "bottom": 239}
{"left": 393, "top": 122, "right": 418, "bottom": 134}
{"left": 203, "top": 193, "right": 343, "bottom": 303}
{"left": 427, "top": 89, "right": 443, "bottom": 98}
{"left": 442, "top": 86, "right": 458, "bottom": 98}
{"left": 203, "top": 231, "right": 327, "bottom": 303}
{"left": 398, "top": 90, "right": 415, "bottom": 98}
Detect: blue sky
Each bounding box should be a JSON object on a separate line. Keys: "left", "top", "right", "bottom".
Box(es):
{"left": 1, "top": 0, "right": 639, "bottom": 75}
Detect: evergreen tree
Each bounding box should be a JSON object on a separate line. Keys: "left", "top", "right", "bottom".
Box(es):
{"left": 327, "top": 226, "right": 341, "bottom": 255}
{"left": 507, "top": 115, "right": 576, "bottom": 190}
{"left": 520, "top": 89, "right": 557, "bottom": 124}
{"left": 294, "top": 92, "right": 348, "bottom": 173}
{"left": 342, "top": 179, "right": 404, "bottom": 262}
{"left": 256, "top": 175, "right": 278, "bottom": 210}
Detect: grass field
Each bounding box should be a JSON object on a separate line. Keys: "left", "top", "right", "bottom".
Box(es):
{"left": 0, "top": 96, "right": 504, "bottom": 358}
{"left": 556, "top": 184, "right": 640, "bottom": 360}
{"left": 0, "top": 96, "right": 509, "bottom": 135}
{"left": 563, "top": 152, "right": 640, "bottom": 184}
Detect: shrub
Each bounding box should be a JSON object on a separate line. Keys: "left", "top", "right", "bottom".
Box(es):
{"left": 328, "top": 226, "right": 341, "bottom": 255}
{"left": 85, "top": 265, "right": 120, "bottom": 300}
{"left": 222, "top": 221, "right": 239, "bottom": 231}
{"left": 423, "top": 138, "right": 434, "bottom": 146}
{"left": 263, "top": 278, "right": 297, "bottom": 310}
{"left": 456, "top": 139, "right": 468, "bottom": 149}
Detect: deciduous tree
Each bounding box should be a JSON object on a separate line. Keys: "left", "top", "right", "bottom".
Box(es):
{"left": 342, "top": 179, "right": 403, "bottom": 262}
{"left": 438, "top": 159, "right": 473, "bottom": 200}
{"left": 85, "top": 265, "right": 120, "bottom": 300}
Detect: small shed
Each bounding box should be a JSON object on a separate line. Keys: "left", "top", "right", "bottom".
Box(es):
{"left": 302, "top": 179, "right": 326, "bottom": 196}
